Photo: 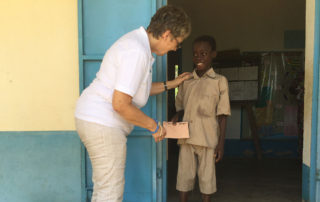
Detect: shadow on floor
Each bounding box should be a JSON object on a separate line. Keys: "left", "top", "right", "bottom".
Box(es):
{"left": 167, "top": 153, "right": 301, "bottom": 202}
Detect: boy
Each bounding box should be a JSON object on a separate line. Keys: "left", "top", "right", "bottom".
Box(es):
{"left": 172, "top": 35, "right": 231, "bottom": 202}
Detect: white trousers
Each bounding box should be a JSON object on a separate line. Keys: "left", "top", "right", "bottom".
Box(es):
{"left": 75, "top": 118, "right": 127, "bottom": 202}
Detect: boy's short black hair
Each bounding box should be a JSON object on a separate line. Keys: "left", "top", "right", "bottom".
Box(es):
{"left": 193, "top": 35, "right": 216, "bottom": 51}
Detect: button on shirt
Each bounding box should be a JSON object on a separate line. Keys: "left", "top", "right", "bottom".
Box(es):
{"left": 176, "top": 68, "right": 231, "bottom": 148}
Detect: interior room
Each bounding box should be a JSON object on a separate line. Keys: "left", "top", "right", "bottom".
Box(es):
{"left": 166, "top": 0, "right": 305, "bottom": 201}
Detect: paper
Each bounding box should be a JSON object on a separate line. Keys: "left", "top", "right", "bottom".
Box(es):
{"left": 163, "top": 121, "right": 189, "bottom": 139}
{"left": 229, "top": 81, "right": 258, "bottom": 101}
{"left": 243, "top": 81, "right": 258, "bottom": 100}
{"left": 238, "top": 66, "right": 258, "bottom": 80}
{"left": 228, "top": 81, "right": 243, "bottom": 101}
{"left": 220, "top": 67, "right": 239, "bottom": 81}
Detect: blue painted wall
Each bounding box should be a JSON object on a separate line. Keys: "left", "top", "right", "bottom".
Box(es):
{"left": 0, "top": 132, "right": 82, "bottom": 202}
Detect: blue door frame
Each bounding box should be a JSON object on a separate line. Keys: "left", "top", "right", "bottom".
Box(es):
{"left": 310, "top": 0, "right": 320, "bottom": 200}
{"left": 77, "top": 0, "right": 167, "bottom": 201}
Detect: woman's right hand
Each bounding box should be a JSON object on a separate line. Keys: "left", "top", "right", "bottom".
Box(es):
{"left": 174, "top": 72, "right": 193, "bottom": 86}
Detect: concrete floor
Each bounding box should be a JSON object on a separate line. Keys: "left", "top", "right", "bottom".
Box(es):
{"left": 167, "top": 155, "right": 302, "bottom": 202}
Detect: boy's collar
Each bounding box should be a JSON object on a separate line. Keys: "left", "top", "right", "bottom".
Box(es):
{"left": 192, "top": 68, "right": 216, "bottom": 79}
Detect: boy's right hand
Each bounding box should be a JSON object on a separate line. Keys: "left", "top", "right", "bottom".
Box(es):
{"left": 171, "top": 114, "right": 179, "bottom": 125}
{"left": 171, "top": 110, "right": 184, "bottom": 125}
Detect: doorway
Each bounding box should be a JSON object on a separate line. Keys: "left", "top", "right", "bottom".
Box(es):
{"left": 166, "top": 0, "right": 305, "bottom": 201}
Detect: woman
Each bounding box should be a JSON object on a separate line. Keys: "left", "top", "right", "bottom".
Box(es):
{"left": 75, "top": 5, "right": 192, "bottom": 202}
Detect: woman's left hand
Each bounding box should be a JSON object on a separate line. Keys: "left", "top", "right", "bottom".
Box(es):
{"left": 152, "top": 124, "right": 166, "bottom": 142}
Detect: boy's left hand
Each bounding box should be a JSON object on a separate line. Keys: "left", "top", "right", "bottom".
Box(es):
{"left": 214, "top": 144, "right": 224, "bottom": 162}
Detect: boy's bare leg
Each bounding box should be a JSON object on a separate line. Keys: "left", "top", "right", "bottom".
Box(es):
{"left": 179, "top": 191, "right": 189, "bottom": 202}
{"left": 202, "top": 194, "right": 211, "bottom": 202}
